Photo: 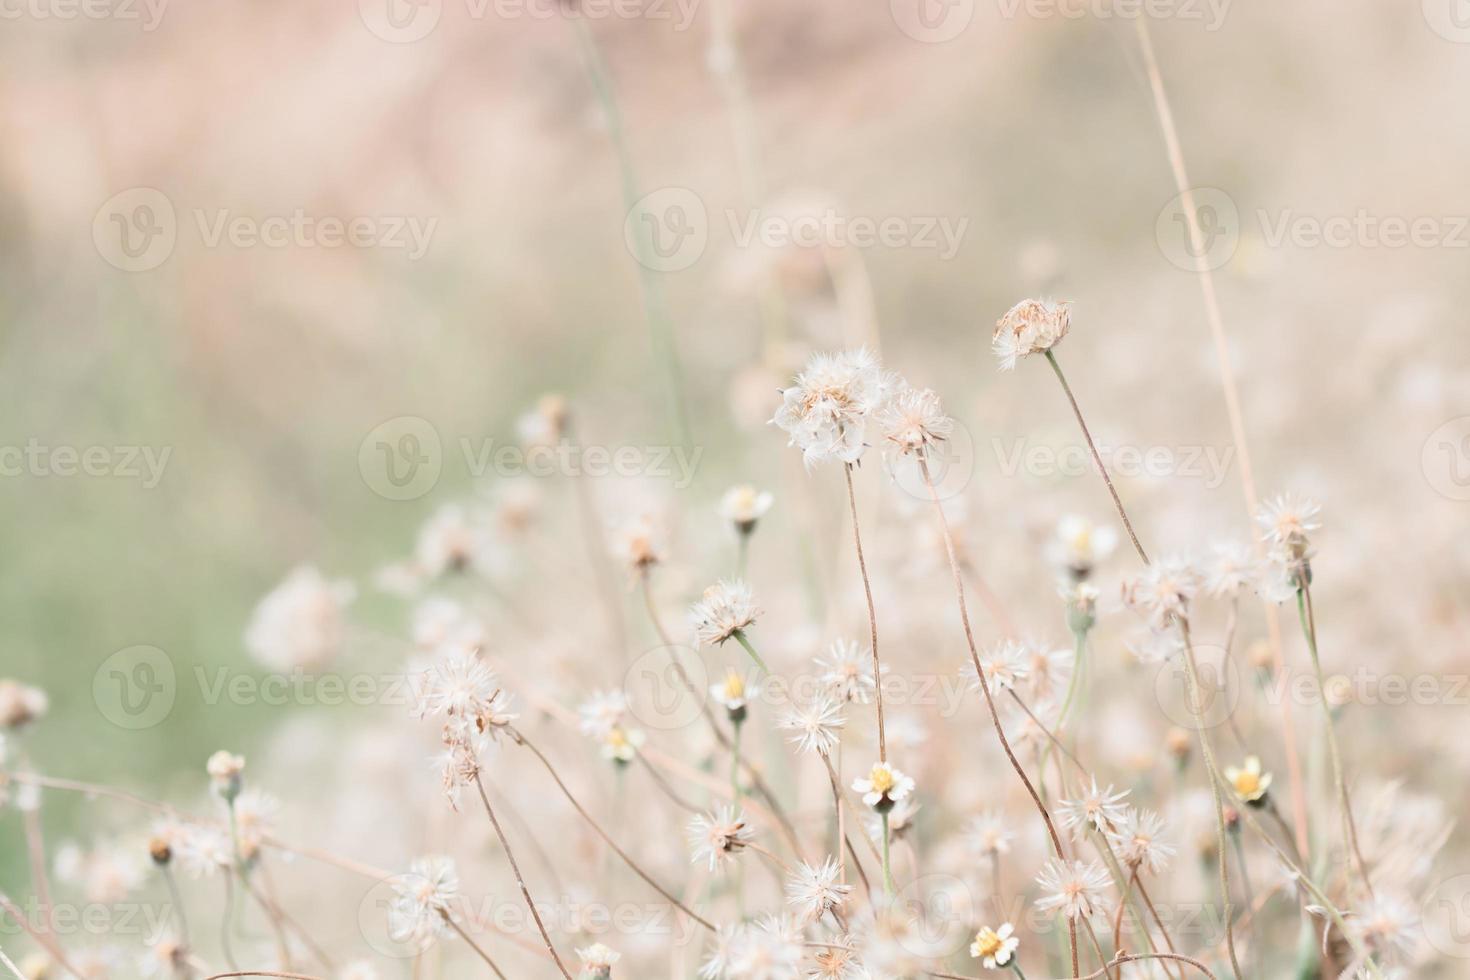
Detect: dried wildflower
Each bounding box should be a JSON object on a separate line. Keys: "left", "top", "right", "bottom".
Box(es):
{"left": 516, "top": 393, "right": 569, "bottom": 447}
{"left": 412, "top": 647, "right": 517, "bottom": 741}
{"left": 809, "top": 942, "right": 865, "bottom": 979}
{"left": 0, "top": 679, "right": 47, "bottom": 729}
{"left": 1203, "top": 540, "right": 1261, "bottom": 598}
{"left": 244, "top": 565, "right": 355, "bottom": 671}
{"left": 992, "top": 298, "right": 1071, "bottom": 370}
{"left": 785, "top": 856, "right": 852, "bottom": 923}
{"left": 698, "top": 923, "right": 745, "bottom": 979}
{"left": 816, "top": 639, "right": 879, "bottom": 704}
{"left": 779, "top": 695, "right": 845, "bottom": 757}
{"left": 878, "top": 383, "right": 953, "bottom": 460}
{"left": 1121, "top": 557, "right": 1200, "bottom": 630}
{"left": 689, "top": 580, "right": 760, "bottom": 647}
{"left": 720, "top": 484, "right": 773, "bottom": 535}
{"left": 852, "top": 761, "right": 914, "bottom": 812}
{"left": 688, "top": 805, "right": 754, "bottom": 873}
{"left": 412, "top": 598, "right": 485, "bottom": 653}
{"left": 1049, "top": 514, "right": 1117, "bottom": 580}
{"left": 387, "top": 855, "right": 459, "bottom": 950}
{"left": 709, "top": 668, "right": 759, "bottom": 722}
{"left": 414, "top": 503, "right": 497, "bottom": 578}
{"left": 172, "top": 823, "right": 233, "bottom": 878}
{"left": 577, "top": 689, "right": 629, "bottom": 739}
{"left": 137, "top": 935, "right": 188, "bottom": 978}
{"left": 969, "top": 922, "right": 1019, "bottom": 968}
{"left": 771, "top": 348, "right": 894, "bottom": 467}
{"left": 1256, "top": 492, "right": 1320, "bottom": 585}
{"left": 232, "top": 788, "right": 280, "bottom": 862}
{"left": 729, "top": 913, "right": 804, "bottom": 976}
{"left": 615, "top": 514, "right": 664, "bottom": 576}
{"left": 964, "top": 811, "right": 1016, "bottom": 857}
{"left": 576, "top": 942, "right": 621, "bottom": 978}
{"left": 1108, "top": 808, "right": 1176, "bottom": 875}
{"left": 54, "top": 839, "right": 145, "bottom": 903}
{"left": 599, "top": 725, "right": 645, "bottom": 765}
{"left": 1034, "top": 857, "right": 1114, "bottom": 921}
{"left": 1059, "top": 776, "right": 1131, "bottom": 837}
{"left": 206, "top": 750, "right": 245, "bottom": 802}
{"left": 964, "top": 640, "right": 1031, "bottom": 694}
{"left": 1224, "top": 756, "right": 1273, "bottom": 805}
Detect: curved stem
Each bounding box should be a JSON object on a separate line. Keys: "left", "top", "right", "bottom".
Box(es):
{"left": 842, "top": 462, "right": 886, "bottom": 761}
{"left": 472, "top": 774, "right": 573, "bottom": 979}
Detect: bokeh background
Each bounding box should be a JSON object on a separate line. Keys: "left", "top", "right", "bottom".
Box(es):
{"left": 2, "top": 0, "right": 1469, "bottom": 974}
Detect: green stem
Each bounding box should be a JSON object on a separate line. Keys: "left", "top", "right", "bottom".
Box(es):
{"left": 880, "top": 811, "right": 894, "bottom": 897}
{"left": 732, "top": 630, "right": 769, "bottom": 673}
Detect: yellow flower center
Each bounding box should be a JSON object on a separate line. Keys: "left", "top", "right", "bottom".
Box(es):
{"left": 1232, "top": 771, "right": 1260, "bottom": 797}
{"left": 606, "top": 728, "right": 629, "bottom": 750}
{"left": 868, "top": 765, "right": 895, "bottom": 795}
{"left": 973, "top": 929, "right": 1002, "bottom": 957}
{"left": 723, "top": 672, "right": 746, "bottom": 701}
{"left": 1069, "top": 526, "right": 1092, "bottom": 552}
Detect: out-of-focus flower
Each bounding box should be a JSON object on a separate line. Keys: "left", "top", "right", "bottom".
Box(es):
{"left": 206, "top": 751, "right": 245, "bottom": 801}
{"left": 599, "top": 725, "right": 645, "bottom": 765}
{"left": 992, "top": 298, "right": 1071, "bottom": 370}
{"left": 137, "top": 935, "right": 188, "bottom": 978}
{"left": 1121, "top": 558, "right": 1200, "bottom": 630}
{"left": 517, "top": 393, "right": 569, "bottom": 447}
{"left": 0, "top": 680, "right": 47, "bottom": 729}
{"left": 415, "top": 504, "right": 496, "bottom": 578}
{"left": 1049, "top": 514, "right": 1117, "bottom": 580}
{"left": 720, "top": 485, "right": 773, "bottom": 535}
{"left": 1224, "top": 756, "right": 1273, "bottom": 805}
{"left": 578, "top": 690, "right": 628, "bottom": 739}
{"left": 690, "top": 580, "right": 760, "bottom": 647}
{"left": 964, "top": 811, "right": 1015, "bottom": 857}
{"left": 709, "top": 668, "right": 759, "bottom": 723}
{"left": 779, "top": 695, "right": 845, "bottom": 757}
{"left": 172, "top": 824, "right": 233, "bottom": 879}
{"left": 387, "top": 855, "right": 459, "bottom": 950}
{"left": 969, "top": 922, "right": 1019, "bottom": 968}
{"left": 1034, "top": 857, "right": 1114, "bottom": 921}
{"left": 232, "top": 788, "right": 280, "bottom": 862}
{"left": 577, "top": 942, "right": 621, "bottom": 978}
{"left": 852, "top": 761, "right": 914, "bottom": 811}
{"left": 615, "top": 514, "right": 664, "bottom": 576}
{"left": 54, "top": 839, "right": 145, "bottom": 903}
{"left": 771, "top": 348, "right": 894, "bottom": 467}
{"left": 1203, "top": 541, "right": 1260, "bottom": 598}
{"left": 244, "top": 566, "right": 355, "bottom": 671}
{"left": 815, "top": 639, "right": 879, "bottom": 704}
{"left": 729, "top": 913, "right": 804, "bottom": 977}
{"left": 964, "top": 640, "right": 1031, "bottom": 694}
{"left": 688, "top": 805, "right": 754, "bottom": 873}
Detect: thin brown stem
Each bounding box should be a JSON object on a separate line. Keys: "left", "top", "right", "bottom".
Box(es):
{"left": 447, "top": 916, "right": 508, "bottom": 979}
{"left": 1043, "top": 350, "right": 1148, "bottom": 565}
{"left": 472, "top": 774, "right": 574, "bottom": 979}
{"left": 842, "top": 462, "right": 885, "bottom": 761}
{"left": 1134, "top": 16, "right": 1310, "bottom": 861}
{"left": 917, "top": 457, "right": 1075, "bottom": 975}
{"left": 510, "top": 728, "right": 715, "bottom": 932}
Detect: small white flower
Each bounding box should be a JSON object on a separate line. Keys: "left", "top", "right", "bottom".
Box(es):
{"left": 244, "top": 565, "right": 355, "bottom": 671}
{"left": 1107, "top": 808, "right": 1176, "bottom": 876}
{"left": 172, "top": 824, "right": 233, "bottom": 879}
{"left": 1059, "top": 777, "right": 1131, "bottom": 837}
{"left": 577, "top": 942, "right": 621, "bottom": 978}
{"left": 1049, "top": 514, "right": 1117, "bottom": 577}
{"left": 815, "top": 639, "right": 880, "bottom": 704}
{"left": 688, "top": 805, "right": 754, "bottom": 873}
{"left": 729, "top": 913, "right": 804, "bottom": 977}
{"left": 615, "top": 514, "right": 664, "bottom": 575}
{"left": 415, "top": 503, "right": 495, "bottom": 578}
{"left": 690, "top": 580, "right": 760, "bottom": 647}
{"left": 599, "top": 725, "right": 646, "bottom": 764}
{"left": 785, "top": 856, "right": 852, "bottom": 923}
{"left": 709, "top": 668, "right": 760, "bottom": 714}
{"left": 969, "top": 922, "right": 1019, "bottom": 968}
{"left": 0, "top": 679, "right": 47, "bottom": 729}
{"left": 1121, "top": 557, "right": 1200, "bottom": 630}
{"left": 992, "top": 298, "right": 1071, "bottom": 370}
{"left": 720, "top": 485, "right": 774, "bottom": 533}
{"left": 1203, "top": 541, "right": 1260, "bottom": 598}
{"left": 964, "top": 811, "right": 1016, "bottom": 857}
{"left": 878, "top": 383, "right": 953, "bottom": 460}
{"left": 578, "top": 690, "right": 629, "bottom": 739}
{"left": 779, "top": 695, "right": 845, "bottom": 757}
{"left": 1034, "top": 857, "right": 1114, "bottom": 921}
{"left": 1255, "top": 493, "right": 1321, "bottom": 552}
{"left": 771, "top": 348, "right": 895, "bottom": 467}
{"left": 387, "top": 856, "right": 459, "bottom": 950}
{"left": 412, "top": 647, "right": 517, "bottom": 740}
{"left": 964, "top": 640, "right": 1031, "bottom": 694}
{"left": 851, "top": 761, "right": 915, "bottom": 810}
{"left": 206, "top": 751, "right": 245, "bottom": 801}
